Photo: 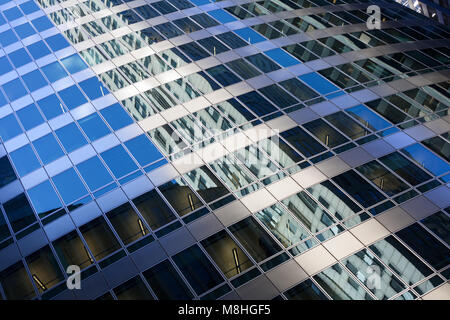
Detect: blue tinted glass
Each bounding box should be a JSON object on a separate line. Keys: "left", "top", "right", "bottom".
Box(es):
{"left": 16, "top": 103, "right": 44, "bottom": 130}
{"left": 264, "top": 48, "right": 299, "bottom": 67}
{"left": 41, "top": 61, "right": 67, "bottom": 82}
{"left": 2, "top": 78, "right": 27, "bottom": 101}
{"left": 22, "top": 69, "right": 47, "bottom": 92}
{"left": 27, "top": 180, "right": 62, "bottom": 216}
{"left": 27, "top": 40, "right": 50, "bottom": 59}
{"left": 0, "top": 113, "right": 22, "bottom": 141}
{"left": 58, "top": 85, "right": 87, "bottom": 110}
{"left": 234, "top": 27, "right": 266, "bottom": 44}
{"left": 20, "top": 1, "right": 40, "bottom": 14}
{"left": 402, "top": 143, "right": 450, "bottom": 176}
{"left": 0, "top": 14, "right": 5, "bottom": 26}
{"left": 207, "top": 9, "right": 237, "bottom": 24}
{"left": 55, "top": 123, "right": 87, "bottom": 153}
{"left": 4, "top": 7, "right": 23, "bottom": 21}
{"left": 124, "top": 134, "right": 163, "bottom": 166}
{"left": 52, "top": 168, "right": 88, "bottom": 204}
{"left": 100, "top": 103, "right": 133, "bottom": 130}
{"left": 172, "top": 244, "right": 224, "bottom": 295}
{"left": 0, "top": 91, "right": 6, "bottom": 107}
{"left": 78, "top": 112, "right": 110, "bottom": 141}
{"left": 101, "top": 145, "right": 138, "bottom": 178}
{"left": 346, "top": 105, "right": 391, "bottom": 131}
{"left": 45, "top": 34, "right": 69, "bottom": 51}
{"left": 31, "top": 16, "right": 53, "bottom": 32}
{"left": 0, "top": 56, "right": 13, "bottom": 75}
{"left": 33, "top": 133, "right": 64, "bottom": 164}
{"left": 76, "top": 156, "right": 113, "bottom": 191}
{"left": 0, "top": 155, "right": 16, "bottom": 189}
{"left": 60, "top": 54, "right": 87, "bottom": 74}
{"left": 79, "top": 77, "right": 109, "bottom": 100}
{"left": 10, "top": 144, "right": 40, "bottom": 176}
{"left": 37, "top": 94, "right": 63, "bottom": 120}
{"left": 14, "top": 23, "right": 35, "bottom": 39}
{"left": 9, "top": 48, "right": 32, "bottom": 68}
{"left": 299, "top": 72, "right": 340, "bottom": 95}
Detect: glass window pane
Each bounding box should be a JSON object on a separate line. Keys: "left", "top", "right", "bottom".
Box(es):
{"left": 234, "top": 145, "right": 279, "bottom": 179}
{"left": 226, "top": 59, "right": 261, "bottom": 80}
{"left": 22, "top": 70, "right": 48, "bottom": 92}
{"left": 9, "top": 144, "right": 41, "bottom": 177}
{"left": 255, "top": 203, "right": 310, "bottom": 247}
{"left": 58, "top": 85, "right": 87, "bottom": 110}
{"left": 237, "top": 91, "right": 277, "bottom": 116}
{"left": 16, "top": 103, "right": 44, "bottom": 130}
{"left": 421, "top": 211, "right": 450, "bottom": 246}
{"left": 172, "top": 244, "right": 224, "bottom": 295}
{"left": 281, "top": 191, "right": 336, "bottom": 234}
{"left": 228, "top": 216, "right": 282, "bottom": 262}
{"left": 37, "top": 94, "right": 64, "bottom": 120}
{"left": 183, "top": 165, "right": 229, "bottom": 203}
{"left": 0, "top": 114, "right": 22, "bottom": 141}
{"left": 201, "top": 230, "right": 253, "bottom": 279}
{"left": 246, "top": 53, "right": 281, "bottom": 73}
{"left": 78, "top": 112, "right": 111, "bottom": 141}
{"left": 304, "top": 118, "right": 349, "bottom": 148}
{"left": 32, "top": 133, "right": 64, "bottom": 164}
{"left": 3, "top": 193, "right": 36, "bottom": 233}
{"left": 346, "top": 104, "right": 391, "bottom": 131}
{"left": 209, "top": 155, "right": 256, "bottom": 191}
{"left": 27, "top": 180, "right": 62, "bottom": 218}
{"left": 53, "top": 230, "right": 93, "bottom": 270}
{"left": 2, "top": 78, "right": 28, "bottom": 101}
{"left": 401, "top": 143, "right": 450, "bottom": 176}
{"left": 100, "top": 103, "right": 133, "bottom": 130}
{"left": 124, "top": 134, "right": 163, "bottom": 166}
{"left": 281, "top": 127, "right": 326, "bottom": 157}
{"left": 41, "top": 61, "right": 68, "bottom": 82}
{"left": 396, "top": 223, "right": 450, "bottom": 270}
{"left": 158, "top": 178, "right": 202, "bottom": 216}
{"left": 369, "top": 235, "right": 433, "bottom": 285}
{"left": 343, "top": 249, "right": 406, "bottom": 299}
{"left": 52, "top": 168, "right": 88, "bottom": 205}
{"left": 313, "top": 263, "right": 372, "bottom": 300}
{"left": 306, "top": 180, "right": 361, "bottom": 221}
{"left": 332, "top": 170, "right": 386, "bottom": 208}
{"left": 79, "top": 216, "right": 121, "bottom": 261}
{"left": 356, "top": 161, "right": 409, "bottom": 196}
{"left": 106, "top": 203, "right": 148, "bottom": 245}
{"left": 299, "top": 72, "right": 339, "bottom": 95}
{"left": 27, "top": 40, "right": 50, "bottom": 59}
{"left": 26, "top": 245, "right": 64, "bottom": 293}
{"left": 76, "top": 156, "right": 113, "bottom": 192}
{"left": 0, "top": 261, "right": 35, "bottom": 300}
{"left": 0, "top": 156, "right": 16, "bottom": 188}
{"left": 142, "top": 260, "right": 193, "bottom": 300}
{"left": 101, "top": 145, "right": 138, "bottom": 179}
{"left": 60, "top": 54, "right": 88, "bottom": 74}
{"left": 55, "top": 123, "right": 88, "bottom": 153}
{"left": 132, "top": 189, "right": 176, "bottom": 230}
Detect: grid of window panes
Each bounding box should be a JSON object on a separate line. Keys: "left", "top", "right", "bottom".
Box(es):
{"left": 0, "top": 0, "right": 449, "bottom": 300}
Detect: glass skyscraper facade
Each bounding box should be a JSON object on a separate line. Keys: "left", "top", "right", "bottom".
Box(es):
{"left": 0, "top": 0, "right": 449, "bottom": 301}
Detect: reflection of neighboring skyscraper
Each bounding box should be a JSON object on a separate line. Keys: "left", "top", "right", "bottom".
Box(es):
{"left": 395, "top": 0, "right": 450, "bottom": 25}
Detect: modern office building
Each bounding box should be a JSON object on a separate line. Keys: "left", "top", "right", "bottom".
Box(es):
{"left": 0, "top": 0, "right": 449, "bottom": 301}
